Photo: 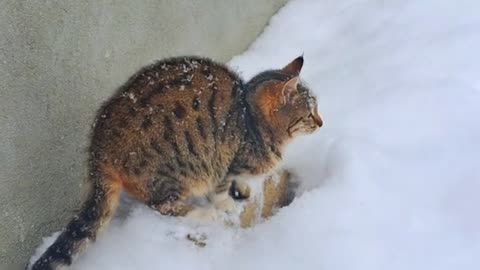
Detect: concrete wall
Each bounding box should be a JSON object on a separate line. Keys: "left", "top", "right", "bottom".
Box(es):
{"left": 0, "top": 0, "right": 287, "bottom": 266}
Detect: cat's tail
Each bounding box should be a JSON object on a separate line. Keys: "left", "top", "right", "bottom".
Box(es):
{"left": 30, "top": 173, "right": 122, "bottom": 270}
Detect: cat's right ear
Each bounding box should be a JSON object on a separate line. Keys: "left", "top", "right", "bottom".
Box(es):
{"left": 281, "top": 56, "right": 304, "bottom": 76}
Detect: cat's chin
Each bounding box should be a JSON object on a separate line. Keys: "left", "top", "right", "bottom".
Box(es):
{"left": 288, "top": 124, "right": 320, "bottom": 138}
{"left": 300, "top": 132, "right": 315, "bottom": 137}
{"left": 291, "top": 128, "right": 319, "bottom": 138}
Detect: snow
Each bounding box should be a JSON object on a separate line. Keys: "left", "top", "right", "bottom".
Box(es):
{"left": 30, "top": 0, "right": 480, "bottom": 269}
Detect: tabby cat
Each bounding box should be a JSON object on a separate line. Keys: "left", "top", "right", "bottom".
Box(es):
{"left": 31, "top": 55, "right": 322, "bottom": 270}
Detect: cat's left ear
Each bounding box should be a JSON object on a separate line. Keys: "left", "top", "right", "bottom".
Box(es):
{"left": 281, "top": 56, "right": 304, "bottom": 76}
{"left": 281, "top": 77, "right": 299, "bottom": 105}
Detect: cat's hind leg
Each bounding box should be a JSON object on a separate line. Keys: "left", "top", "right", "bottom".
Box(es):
{"left": 147, "top": 175, "right": 220, "bottom": 222}
{"left": 147, "top": 176, "right": 193, "bottom": 216}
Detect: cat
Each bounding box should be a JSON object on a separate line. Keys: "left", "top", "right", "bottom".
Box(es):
{"left": 30, "top": 55, "right": 322, "bottom": 270}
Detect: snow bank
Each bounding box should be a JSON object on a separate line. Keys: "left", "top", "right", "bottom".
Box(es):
{"left": 31, "top": 0, "right": 480, "bottom": 269}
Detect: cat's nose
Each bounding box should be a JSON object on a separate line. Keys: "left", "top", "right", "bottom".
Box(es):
{"left": 312, "top": 109, "right": 323, "bottom": 128}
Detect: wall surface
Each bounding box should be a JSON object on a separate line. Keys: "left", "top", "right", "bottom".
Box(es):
{"left": 0, "top": 0, "right": 287, "bottom": 267}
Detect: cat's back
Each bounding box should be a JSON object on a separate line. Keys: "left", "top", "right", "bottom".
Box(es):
{"left": 91, "top": 56, "right": 245, "bottom": 163}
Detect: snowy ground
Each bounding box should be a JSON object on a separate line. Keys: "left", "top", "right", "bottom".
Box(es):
{"left": 31, "top": 0, "right": 480, "bottom": 269}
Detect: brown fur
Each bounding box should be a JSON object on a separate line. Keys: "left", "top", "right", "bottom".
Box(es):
{"left": 237, "top": 170, "right": 295, "bottom": 228}
{"left": 31, "top": 55, "right": 321, "bottom": 270}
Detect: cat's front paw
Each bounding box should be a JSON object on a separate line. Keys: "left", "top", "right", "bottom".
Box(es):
{"left": 229, "top": 180, "right": 251, "bottom": 200}
{"left": 186, "top": 206, "right": 218, "bottom": 223}
{"left": 214, "top": 197, "right": 236, "bottom": 213}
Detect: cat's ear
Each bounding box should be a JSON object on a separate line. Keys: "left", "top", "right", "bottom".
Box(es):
{"left": 281, "top": 77, "right": 299, "bottom": 105}
{"left": 281, "top": 56, "right": 304, "bottom": 76}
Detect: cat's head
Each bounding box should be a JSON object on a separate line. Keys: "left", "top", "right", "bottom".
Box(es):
{"left": 247, "top": 56, "right": 323, "bottom": 139}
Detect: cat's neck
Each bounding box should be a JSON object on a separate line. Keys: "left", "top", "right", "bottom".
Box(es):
{"left": 224, "top": 81, "right": 288, "bottom": 176}
{"left": 242, "top": 88, "right": 288, "bottom": 160}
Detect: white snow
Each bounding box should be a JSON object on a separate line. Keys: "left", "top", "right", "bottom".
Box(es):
{"left": 31, "top": 0, "right": 480, "bottom": 269}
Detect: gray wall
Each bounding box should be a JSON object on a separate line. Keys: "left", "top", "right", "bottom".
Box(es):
{"left": 0, "top": 0, "right": 287, "bottom": 266}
